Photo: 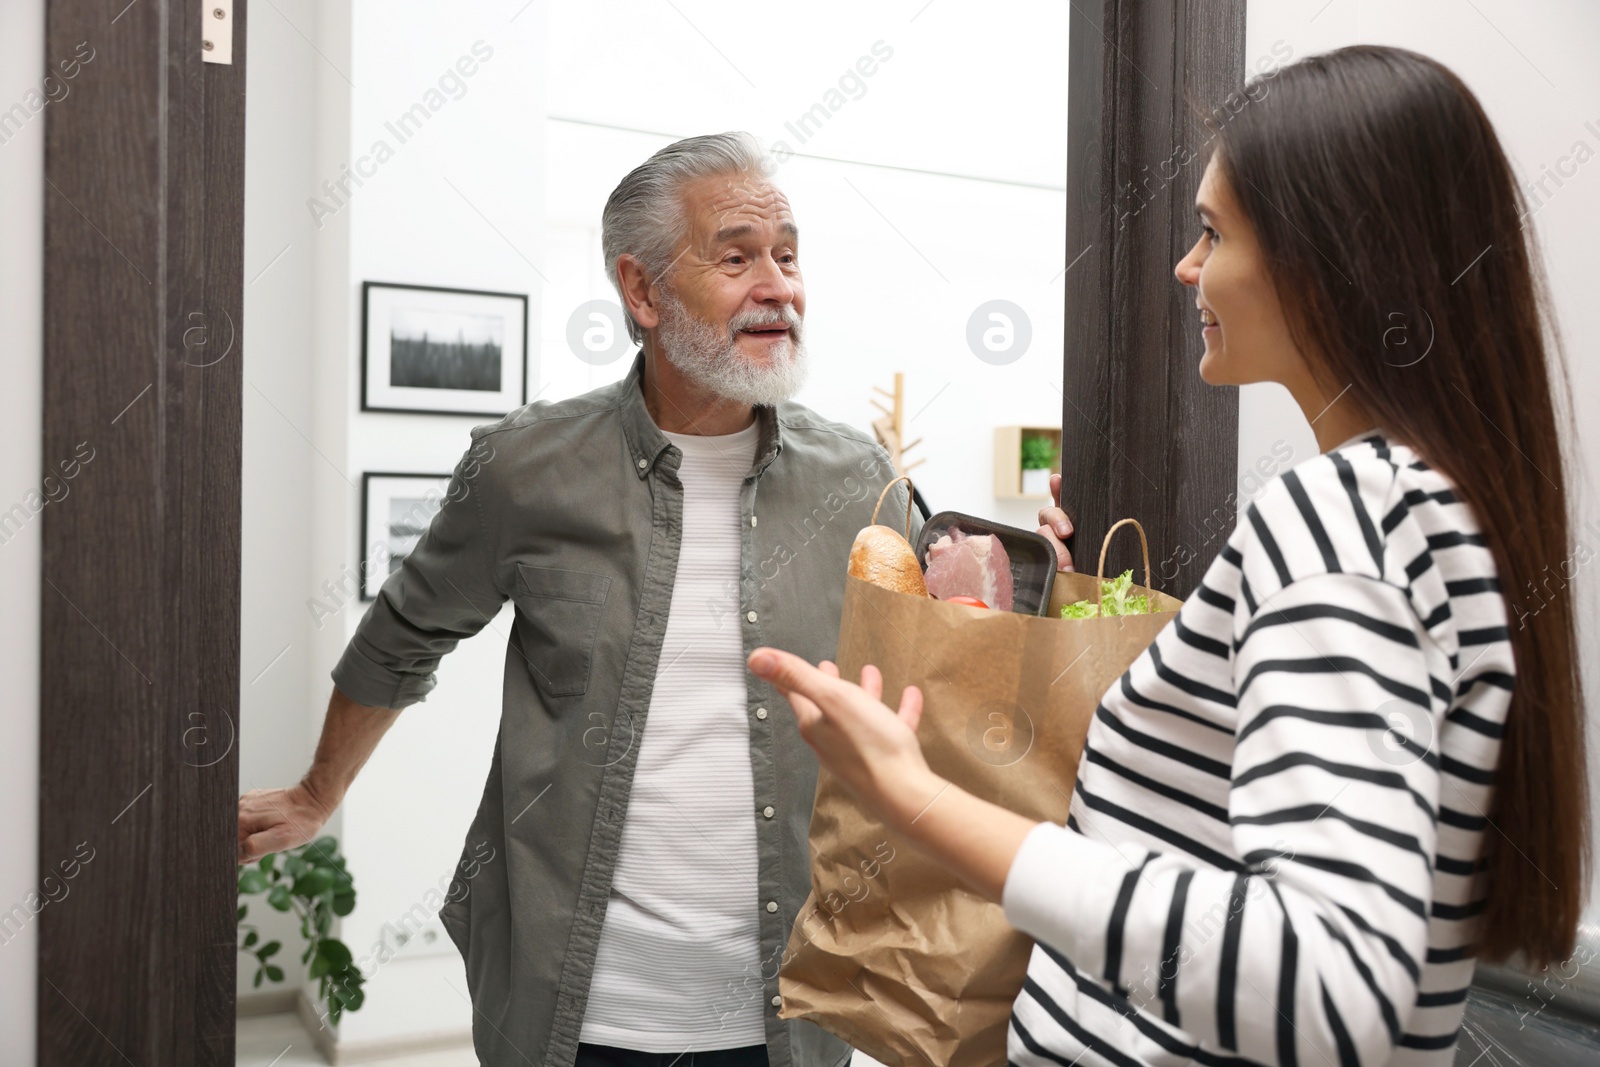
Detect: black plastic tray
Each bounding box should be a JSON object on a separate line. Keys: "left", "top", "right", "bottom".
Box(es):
{"left": 913, "top": 511, "right": 1058, "bottom": 616}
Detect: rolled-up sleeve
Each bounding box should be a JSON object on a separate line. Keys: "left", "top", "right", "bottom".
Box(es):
{"left": 332, "top": 431, "right": 508, "bottom": 710}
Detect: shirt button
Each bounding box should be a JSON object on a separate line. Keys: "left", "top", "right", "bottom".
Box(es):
{"left": 746, "top": 610, "right": 758, "bottom": 623}
{"left": 755, "top": 707, "right": 768, "bottom": 720}
{"left": 762, "top": 806, "right": 775, "bottom": 818}
{"left": 636, "top": 457, "right": 648, "bottom": 470}
{"left": 765, "top": 900, "right": 778, "bottom": 913}
{"left": 771, "top": 995, "right": 782, "bottom": 1008}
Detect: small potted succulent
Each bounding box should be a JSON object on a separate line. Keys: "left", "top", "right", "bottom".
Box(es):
{"left": 1019, "top": 434, "right": 1059, "bottom": 496}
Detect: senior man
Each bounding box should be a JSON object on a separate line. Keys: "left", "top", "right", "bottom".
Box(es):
{"left": 237, "top": 133, "right": 985, "bottom": 1067}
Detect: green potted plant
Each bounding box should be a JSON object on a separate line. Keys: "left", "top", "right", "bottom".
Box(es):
{"left": 238, "top": 836, "right": 367, "bottom": 1025}
{"left": 1019, "top": 433, "right": 1059, "bottom": 496}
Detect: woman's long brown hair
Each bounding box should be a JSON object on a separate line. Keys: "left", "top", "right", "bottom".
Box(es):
{"left": 1214, "top": 45, "right": 1587, "bottom": 967}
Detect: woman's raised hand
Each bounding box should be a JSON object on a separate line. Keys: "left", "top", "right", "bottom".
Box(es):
{"left": 748, "top": 648, "right": 936, "bottom": 828}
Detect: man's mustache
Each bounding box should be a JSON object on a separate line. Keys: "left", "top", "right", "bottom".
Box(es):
{"left": 726, "top": 304, "right": 803, "bottom": 343}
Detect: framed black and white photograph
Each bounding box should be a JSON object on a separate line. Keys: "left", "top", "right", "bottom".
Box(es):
{"left": 361, "top": 281, "right": 529, "bottom": 416}
{"left": 359, "top": 471, "right": 453, "bottom": 600}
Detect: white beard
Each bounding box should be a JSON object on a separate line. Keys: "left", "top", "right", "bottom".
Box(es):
{"left": 655, "top": 287, "right": 808, "bottom": 407}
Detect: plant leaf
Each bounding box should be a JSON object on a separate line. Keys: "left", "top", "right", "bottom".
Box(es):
{"left": 294, "top": 868, "right": 335, "bottom": 896}
{"left": 319, "top": 939, "right": 354, "bottom": 969}
{"left": 239, "top": 832, "right": 361, "bottom": 1017}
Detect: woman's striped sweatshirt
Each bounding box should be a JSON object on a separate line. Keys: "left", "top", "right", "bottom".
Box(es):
{"left": 1002, "top": 432, "right": 1512, "bottom": 1066}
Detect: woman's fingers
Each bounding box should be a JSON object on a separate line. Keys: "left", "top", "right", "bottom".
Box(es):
{"left": 1038, "top": 473, "right": 1075, "bottom": 572}
{"left": 1038, "top": 524, "right": 1075, "bottom": 572}
{"left": 750, "top": 649, "right": 892, "bottom": 732}
{"left": 749, "top": 649, "right": 931, "bottom": 807}
{"left": 752, "top": 649, "right": 915, "bottom": 730}
{"left": 860, "top": 663, "right": 883, "bottom": 701}
{"left": 1037, "top": 473, "right": 1073, "bottom": 533}
{"left": 750, "top": 648, "right": 843, "bottom": 710}
{"left": 785, "top": 689, "right": 825, "bottom": 731}
{"left": 898, "top": 684, "right": 924, "bottom": 732}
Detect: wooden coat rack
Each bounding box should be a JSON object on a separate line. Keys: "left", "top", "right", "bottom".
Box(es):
{"left": 870, "top": 372, "right": 924, "bottom": 478}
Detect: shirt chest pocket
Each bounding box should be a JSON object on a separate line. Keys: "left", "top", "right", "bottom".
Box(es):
{"left": 512, "top": 564, "right": 612, "bottom": 698}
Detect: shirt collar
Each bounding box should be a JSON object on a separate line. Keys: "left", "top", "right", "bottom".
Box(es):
{"left": 1330, "top": 426, "right": 1385, "bottom": 452}
{"left": 617, "top": 350, "right": 784, "bottom": 479}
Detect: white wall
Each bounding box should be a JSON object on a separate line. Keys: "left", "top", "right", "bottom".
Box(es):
{"left": 1240, "top": 0, "right": 1600, "bottom": 916}
{"left": 238, "top": 0, "right": 325, "bottom": 1000}
{"left": 0, "top": 0, "right": 44, "bottom": 1060}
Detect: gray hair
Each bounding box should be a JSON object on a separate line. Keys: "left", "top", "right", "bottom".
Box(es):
{"left": 601, "top": 132, "right": 774, "bottom": 345}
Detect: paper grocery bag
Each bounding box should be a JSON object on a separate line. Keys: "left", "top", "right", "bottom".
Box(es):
{"left": 777, "top": 519, "right": 1183, "bottom": 1067}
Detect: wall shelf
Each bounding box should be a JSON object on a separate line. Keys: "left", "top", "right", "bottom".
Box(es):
{"left": 994, "top": 425, "right": 1062, "bottom": 500}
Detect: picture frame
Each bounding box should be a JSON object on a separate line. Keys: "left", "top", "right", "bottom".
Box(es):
{"left": 359, "top": 471, "right": 453, "bottom": 601}
{"left": 361, "top": 281, "right": 529, "bottom": 416}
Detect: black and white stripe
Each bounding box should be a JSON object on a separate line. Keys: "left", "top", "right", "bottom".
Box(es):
{"left": 1001, "top": 433, "right": 1509, "bottom": 1066}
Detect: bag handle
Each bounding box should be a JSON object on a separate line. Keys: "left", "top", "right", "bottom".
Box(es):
{"left": 871, "top": 475, "right": 916, "bottom": 540}
{"left": 1097, "top": 517, "right": 1152, "bottom": 589}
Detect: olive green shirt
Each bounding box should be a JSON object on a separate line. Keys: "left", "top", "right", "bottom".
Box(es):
{"left": 331, "top": 353, "right": 919, "bottom": 1067}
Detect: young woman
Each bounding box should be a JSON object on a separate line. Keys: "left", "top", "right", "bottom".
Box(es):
{"left": 748, "top": 45, "right": 1588, "bottom": 1066}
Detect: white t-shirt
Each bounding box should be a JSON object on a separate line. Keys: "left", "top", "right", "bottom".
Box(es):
{"left": 579, "top": 418, "right": 766, "bottom": 1051}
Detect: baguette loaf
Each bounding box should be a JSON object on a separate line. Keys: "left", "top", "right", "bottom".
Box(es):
{"left": 848, "top": 525, "right": 929, "bottom": 597}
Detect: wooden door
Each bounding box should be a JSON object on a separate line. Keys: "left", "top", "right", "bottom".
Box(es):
{"left": 1063, "top": 0, "right": 1246, "bottom": 593}
{"left": 39, "top": 1, "right": 245, "bottom": 1063}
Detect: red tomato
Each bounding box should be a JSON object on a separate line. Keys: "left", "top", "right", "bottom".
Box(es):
{"left": 944, "top": 595, "right": 989, "bottom": 609}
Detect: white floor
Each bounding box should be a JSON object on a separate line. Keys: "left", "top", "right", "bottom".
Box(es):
{"left": 236, "top": 1013, "right": 478, "bottom": 1067}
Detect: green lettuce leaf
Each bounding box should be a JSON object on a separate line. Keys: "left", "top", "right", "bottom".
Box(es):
{"left": 1061, "top": 570, "right": 1155, "bottom": 619}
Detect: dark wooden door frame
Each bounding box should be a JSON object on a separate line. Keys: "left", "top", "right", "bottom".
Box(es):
{"left": 39, "top": 1, "right": 245, "bottom": 1064}
{"left": 1064, "top": 0, "right": 1245, "bottom": 593}
{"left": 30, "top": 1, "right": 1241, "bottom": 1061}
